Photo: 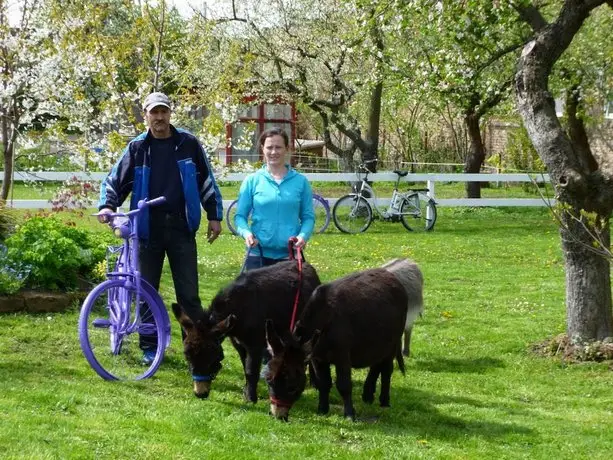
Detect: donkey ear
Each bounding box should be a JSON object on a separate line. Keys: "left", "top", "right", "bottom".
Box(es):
{"left": 303, "top": 329, "right": 321, "bottom": 361}
{"left": 211, "top": 314, "right": 236, "bottom": 335}
{"left": 265, "top": 319, "right": 285, "bottom": 357}
{"left": 172, "top": 303, "right": 194, "bottom": 331}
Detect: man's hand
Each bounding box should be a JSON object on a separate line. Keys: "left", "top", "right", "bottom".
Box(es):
{"left": 97, "top": 208, "right": 114, "bottom": 224}
{"left": 293, "top": 236, "right": 306, "bottom": 249}
{"left": 207, "top": 220, "right": 222, "bottom": 243}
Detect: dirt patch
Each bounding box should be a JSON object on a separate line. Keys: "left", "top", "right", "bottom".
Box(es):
{"left": 532, "top": 333, "right": 613, "bottom": 364}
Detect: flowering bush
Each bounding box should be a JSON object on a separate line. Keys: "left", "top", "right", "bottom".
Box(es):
{"left": 50, "top": 175, "right": 100, "bottom": 211}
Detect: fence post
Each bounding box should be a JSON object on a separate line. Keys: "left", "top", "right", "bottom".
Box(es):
{"left": 427, "top": 180, "right": 435, "bottom": 200}
{"left": 427, "top": 179, "right": 435, "bottom": 221}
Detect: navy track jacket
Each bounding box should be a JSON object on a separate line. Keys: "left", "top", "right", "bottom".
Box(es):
{"left": 98, "top": 125, "right": 223, "bottom": 240}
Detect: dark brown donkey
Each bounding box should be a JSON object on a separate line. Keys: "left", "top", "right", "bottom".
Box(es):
{"left": 265, "top": 260, "right": 423, "bottom": 420}
{"left": 173, "top": 260, "right": 321, "bottom": 401}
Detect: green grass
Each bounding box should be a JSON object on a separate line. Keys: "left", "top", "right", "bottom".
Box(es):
{"left": 1, "top": 207, "right": 612, "bottom": 459}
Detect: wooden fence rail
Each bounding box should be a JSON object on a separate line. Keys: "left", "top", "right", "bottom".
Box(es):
{"left": 1, "top": 171, "right": 553, "bottom": 209}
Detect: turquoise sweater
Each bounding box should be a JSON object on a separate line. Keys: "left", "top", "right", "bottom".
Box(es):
{"left": 234, "top": 165, "right": 315, "bottom": 259}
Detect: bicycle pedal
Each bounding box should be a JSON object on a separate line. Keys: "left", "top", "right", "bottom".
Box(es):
{"left": 92, "top": 318, "right": 111, "bottom": 328}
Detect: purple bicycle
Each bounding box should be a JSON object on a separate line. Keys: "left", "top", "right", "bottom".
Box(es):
{"left": 78, "top": 197, "right": 171, "bottom": 380}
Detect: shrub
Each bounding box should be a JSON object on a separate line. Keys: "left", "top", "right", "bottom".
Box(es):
{"left": 0, "top": 245, "right": 31, "bottom": 295}
{"left": 3, "top": 216, "right": 115, "bottom": 292}
{"left": 0, "top": 203, "right": 16, "bottom": 242}
{"left": 504, "top": 125, "right": 546, "bottom": 173}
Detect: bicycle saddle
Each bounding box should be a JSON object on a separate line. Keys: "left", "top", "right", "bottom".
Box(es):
{"left": 393, "top": 170, "right": 409, "bottom": 177}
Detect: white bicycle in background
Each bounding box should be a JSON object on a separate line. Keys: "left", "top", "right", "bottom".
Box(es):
{"left": 332, "top": 159, "right": 437, "bottom": 234}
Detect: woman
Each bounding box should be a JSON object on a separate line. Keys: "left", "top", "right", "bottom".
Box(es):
{"left": 234, "top": 127, "right": 315, "bottom": 270}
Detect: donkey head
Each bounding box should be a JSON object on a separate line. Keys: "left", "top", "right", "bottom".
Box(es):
{"left": 172, "top": 303, "right": 234, "bottom": 399}
{"left": 264, "top": 319, "right": 320, "bottom": 421}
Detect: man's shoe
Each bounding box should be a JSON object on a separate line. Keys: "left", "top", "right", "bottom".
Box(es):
{"left": 141, "top": 350, "right": 157, "bottom": 366}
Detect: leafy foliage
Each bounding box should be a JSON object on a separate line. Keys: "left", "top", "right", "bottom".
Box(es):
{"left": 3, "top": 216, "right": 114, "bottom": 291}
{"left": 0, "top": 203, "right": 16, "bottom": 242}
{"left": 503, "top": 124, "right": 546, "bottom": 173}
{"left": 0, "top": 245, "right": 31, "bottom": 296}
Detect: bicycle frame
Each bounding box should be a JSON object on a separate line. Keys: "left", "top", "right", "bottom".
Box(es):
{"left": 106, "top": 210, "right": 147, "bottom": 337}
{"left": 354, "top": 172, "right": 403, "bottom": 220}
{"left": 97, "top": 198, "right": 169, "bottom": 349}
{"left": 353, "top": 166, "right": 434, "bottom": 222}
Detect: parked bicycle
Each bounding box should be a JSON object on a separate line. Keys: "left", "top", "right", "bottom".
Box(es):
{"left": 332, "top": 159, "right": 437, "bottom": 234}
{"left": 79, "top": 197, "right": 171, "bottom": 380}
{"left": 225, "top": 193, "right": 331, "bottom": 236}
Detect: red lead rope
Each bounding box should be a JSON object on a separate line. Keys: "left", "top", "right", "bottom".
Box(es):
{"left": 287, "top": 237, "right": 303, "bottom": 332}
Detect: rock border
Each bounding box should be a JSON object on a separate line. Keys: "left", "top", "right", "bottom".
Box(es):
{"left": 0, "top": 291, "right": 87, "bottom": 313}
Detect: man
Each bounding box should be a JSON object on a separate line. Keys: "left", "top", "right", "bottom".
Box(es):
{"left": 98, "top": 91, "right": 223, "bottom": 365}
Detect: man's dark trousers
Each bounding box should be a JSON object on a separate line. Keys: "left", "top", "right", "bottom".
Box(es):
{"left": 138, "top": 211, "right": 202, "bottom": 351}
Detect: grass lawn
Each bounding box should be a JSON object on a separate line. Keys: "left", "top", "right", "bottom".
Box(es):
{"left": 1, "top": 207, "right": 611, "bottom": 459}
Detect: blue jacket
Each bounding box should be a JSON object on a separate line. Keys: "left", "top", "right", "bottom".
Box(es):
{"left": 98, "top": 125, "right": 223, "bottom": 239}
{"left": 235, "top": 165, "right": 315, "bottom": 259}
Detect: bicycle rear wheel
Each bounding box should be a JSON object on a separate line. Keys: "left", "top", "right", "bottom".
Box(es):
{"left": 400, "top": 193, "right": 437, "bottom": 232}
{"left": 79, "top": 279, "right": 168, "bottom": 380}
{"left": 312, "top": 193, "right": 331, "bottom": 234}
{"left": 332, "top": 194, "right": 373, "bottom": 234}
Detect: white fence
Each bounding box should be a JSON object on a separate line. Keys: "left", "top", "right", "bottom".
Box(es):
{"left": 1, "top": 171, "right": 553, "bottom": 209}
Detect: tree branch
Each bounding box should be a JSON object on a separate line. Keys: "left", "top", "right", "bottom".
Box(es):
{"left": 513, "top": 1, "right": 548, "bottom": 31}
{"left": 475, "top": 41, "right": 527, "bottom": 76}
{"left": 475, "top": 78, "right": 514, "bottom": 119}
{"left": 317, "top": 110, "right": 356, "bottom": 158}
{"left": 565, "top": 85, "right": 598, "bottom": 172}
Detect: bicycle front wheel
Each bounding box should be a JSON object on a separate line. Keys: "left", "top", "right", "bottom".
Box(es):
{"left": 312, "top": 193, "right": 331, "bottom": 234}
{"left": 332, "top": 195, "right": 373, "bottom": 234}
{"left": 225, "top": 199, "right": 239, "bottom": 236}
{"left": 400, "top": 193, "right": 437, "bottom": 232}
{"left": 79, "top": 279, "right": 167, "bottom": 380}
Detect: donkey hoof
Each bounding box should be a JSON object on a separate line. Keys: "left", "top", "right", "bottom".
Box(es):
{"left": 243, "top": 387, "right": 257, "bottom": 403}
{"left": 362, "top": 392, "right": 375, "bottom": 404}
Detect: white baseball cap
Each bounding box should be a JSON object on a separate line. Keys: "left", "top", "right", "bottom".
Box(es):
{"left": 142, "top": 92, "right": 171, "bottom": 112}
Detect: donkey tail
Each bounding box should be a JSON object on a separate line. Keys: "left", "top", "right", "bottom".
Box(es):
{"left": 396, "top": 345, "right": 406, "bottom": 375}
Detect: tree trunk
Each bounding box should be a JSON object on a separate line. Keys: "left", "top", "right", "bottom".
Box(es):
{"left": 363, "top": 80, "right": 383, "bottom": 169}
{"left": 562, "top": 214, "right": 612, "bottom": 340}
{"left": 1, "top": 117, "right": 14, "bottom": 201}
{"left": 515, "top": 0, "right": 613, "bottom": 341}
{"left": 464, "top": 113, "right": 486, "bottom": 198}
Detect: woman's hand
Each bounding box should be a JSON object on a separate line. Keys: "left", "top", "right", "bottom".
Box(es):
{"left": 245, "top": 233, "right": 259, "bottom": 248}
{"left": 293, "top": 236, "right": 306, "bottom": 248}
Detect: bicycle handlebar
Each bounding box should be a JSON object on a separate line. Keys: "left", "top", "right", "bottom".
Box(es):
{"left": 138, "top": 196, "right": 166, "bottom": 209}
{"left": 93, "top": 196, "right": 167, "bottom": 219}
{"left": 358, "top": 158, "right": 378, "bottom": 174}
{"left": 93, "top": 197, "right": 167, "bottom": 236}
